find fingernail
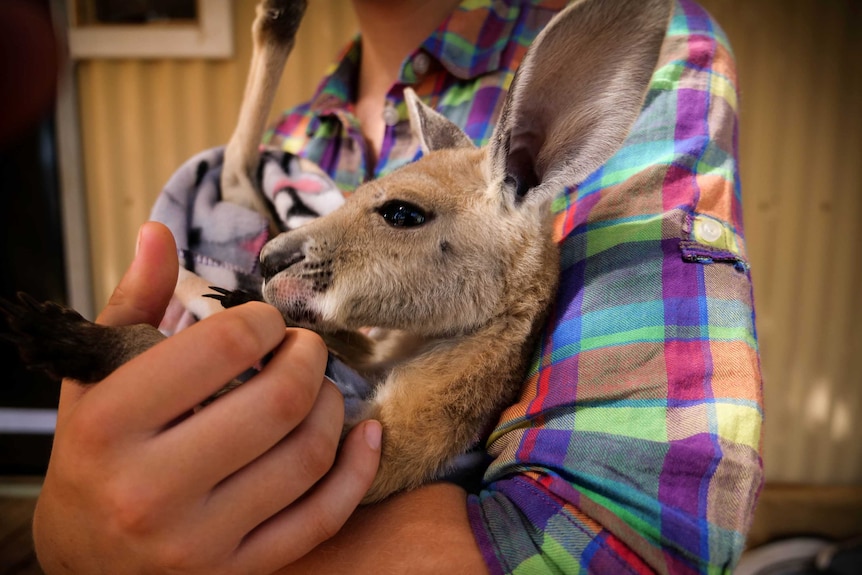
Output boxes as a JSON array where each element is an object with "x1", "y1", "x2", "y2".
[
  {"x1": 135, "y1": 224, "x2": 144, "y2": 256},
  {"x1": 364, "y1": 420, "x2": 382, "y2": 450}
]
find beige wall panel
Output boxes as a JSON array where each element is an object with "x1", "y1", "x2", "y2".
[
  {"x1": 74, "y1": 0, "x2": 862, "y2": 483},
  {"x1": 700, "y1": 0, "x2": 862, "y2": 484}
]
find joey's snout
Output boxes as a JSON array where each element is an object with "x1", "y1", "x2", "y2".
[
  {"x1": 259, "y1": 233, "x2": 327, "y2": 328},
  {"x1": 260, "y1": 238, "x2": 305, "y2": 280}
]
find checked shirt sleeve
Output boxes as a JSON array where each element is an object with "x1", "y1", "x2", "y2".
[{"x1": 466, "y1": 2, "x2": 763, "y2": 574}]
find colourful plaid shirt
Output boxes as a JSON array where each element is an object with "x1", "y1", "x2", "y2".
[{"x1": 267, "y1": 1, "x2": 763, "y2": 573}]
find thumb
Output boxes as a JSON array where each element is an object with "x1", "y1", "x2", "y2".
[
  {"x1": 96, "y1": 221, "x2": 179, "y2": 328},
  {"x1": 58, "y1": 222, "x2": 179, "y2": 414}
]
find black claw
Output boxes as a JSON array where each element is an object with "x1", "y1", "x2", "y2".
[{"x1": 203, "y1": 287, "x2": 260, "y2": 309}]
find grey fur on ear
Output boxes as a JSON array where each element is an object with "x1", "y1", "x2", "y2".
[
  {"x1": 489, "y1": 0, "x2": 673, "y2": 205},
  {"x1": 404, "y1": 87, "x2": 475, "y2": 154}
]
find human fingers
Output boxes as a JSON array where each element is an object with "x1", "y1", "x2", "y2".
[
  {"x1": 82, "y1": 301, "x2": 287, "y2": 433},
  {"x1": 201, "y1": 379, "x2": 344, "y2": 535},
  {"x1": 34, "y1": 306, "x2": 298, "y2": 571},
  {"x1": 232, "y1": 419, "x2": 382, "y2": 573},
  {"x1": 150, "y1": 328, "x2": 329, "y2": 489},
  {"x1": 96, "y1": 221, "x2": 178, "y2": 328}
]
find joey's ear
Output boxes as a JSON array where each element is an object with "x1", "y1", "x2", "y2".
[
  {"x1": 489, "y1": 0, "x2": 672, "y2": 205},
  {"x1": 404, "y1": 87, "x2": 475, "y2": 154}
]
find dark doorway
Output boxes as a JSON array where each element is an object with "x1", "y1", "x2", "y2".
[{"x1": 0, "y1": 0, "x2": 66, "y2": 475}]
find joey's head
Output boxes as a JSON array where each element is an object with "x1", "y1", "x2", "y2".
[
  {"x1": 259, "y1": 146, "x2": 538, "y2": 336},
  {"x1": 260, "y1": 0, "x2": 672, "y2": 337}
]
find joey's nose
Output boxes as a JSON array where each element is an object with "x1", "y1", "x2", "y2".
[{"x1": 260, "y1": 248, "x2": 305, "y2": 280}]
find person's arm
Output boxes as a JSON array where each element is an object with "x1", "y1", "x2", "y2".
[
  {"x1": 32, "y1": 222, "x2": 382, "y2": 575},
  {"x1": 463, "y1": 3, "x2": 763, "y2": 574},
  {"x1": 277, "y1": 483, "x2": 488, "y2": 574}
]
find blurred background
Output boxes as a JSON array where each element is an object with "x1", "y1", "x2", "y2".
[{"x1": 0, "y1": 0, "x2": 860, "y2": 572}]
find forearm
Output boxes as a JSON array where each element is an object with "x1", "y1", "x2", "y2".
[{"x1": 276, "y1": 483, "x2": 489, "y2": 575}]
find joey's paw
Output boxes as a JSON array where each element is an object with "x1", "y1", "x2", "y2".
[
  {"x1": 0, "y1": 293, "x2": 96, "y2": 380},
  {"x1": 256, "y1": 0, "x2": 307, "y2": 44},
  {"x1": 203, "y1": 286, "x2": 260, "y2": 309},
  {"x1": 259, "y1": 0, "x2": 307, "y2": 19}
]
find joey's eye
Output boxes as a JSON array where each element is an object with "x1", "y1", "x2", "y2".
[{"x1": 376, "y1": 200, "x2": 429, "y2": 228}]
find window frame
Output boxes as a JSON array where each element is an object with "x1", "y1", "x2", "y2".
[{"x1": 67, "y1": 0, "x2": 233, "y2": 59}]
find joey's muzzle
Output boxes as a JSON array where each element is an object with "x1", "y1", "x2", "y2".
[{"x1": 260, "y1": 239, "x2": 305, "y2": 280}]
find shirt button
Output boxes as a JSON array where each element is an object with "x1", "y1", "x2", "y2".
[
  {"x1": 697, "y1": 218, "x2": 723, "y2": 243},
  {"x1": 413, "y1": 52, "x2": 430, "y2": 76},
  {"x1": 382, "y1": 102, "x2": 399, "y2": 126}
]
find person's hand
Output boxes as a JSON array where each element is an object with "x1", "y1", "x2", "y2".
[{"x1": 32, "y1": 221, "x2": 382, "y2": 574}]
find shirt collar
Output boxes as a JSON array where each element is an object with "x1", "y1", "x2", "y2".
[
  {"x1": 309, "y1": 0, "x2": 561, "y2": 113},
  {"x1": 309, "y1": 40, "x2": 360, "y2": 115},
  {"x1": 409, "y1": 0, "x2": 535, "y2": 82}
]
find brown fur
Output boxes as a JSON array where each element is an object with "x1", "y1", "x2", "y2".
[{"x1": 260, "y1": 147, "x2": 560, "y2": 501}]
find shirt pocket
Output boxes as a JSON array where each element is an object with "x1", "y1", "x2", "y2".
[{"x1": 680, "y1": 211, "x2": 750, "y2": 273}]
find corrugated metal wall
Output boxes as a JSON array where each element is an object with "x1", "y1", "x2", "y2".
[{"x1": 71, "y1": 0, "x2": 862, "y2": 484}]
